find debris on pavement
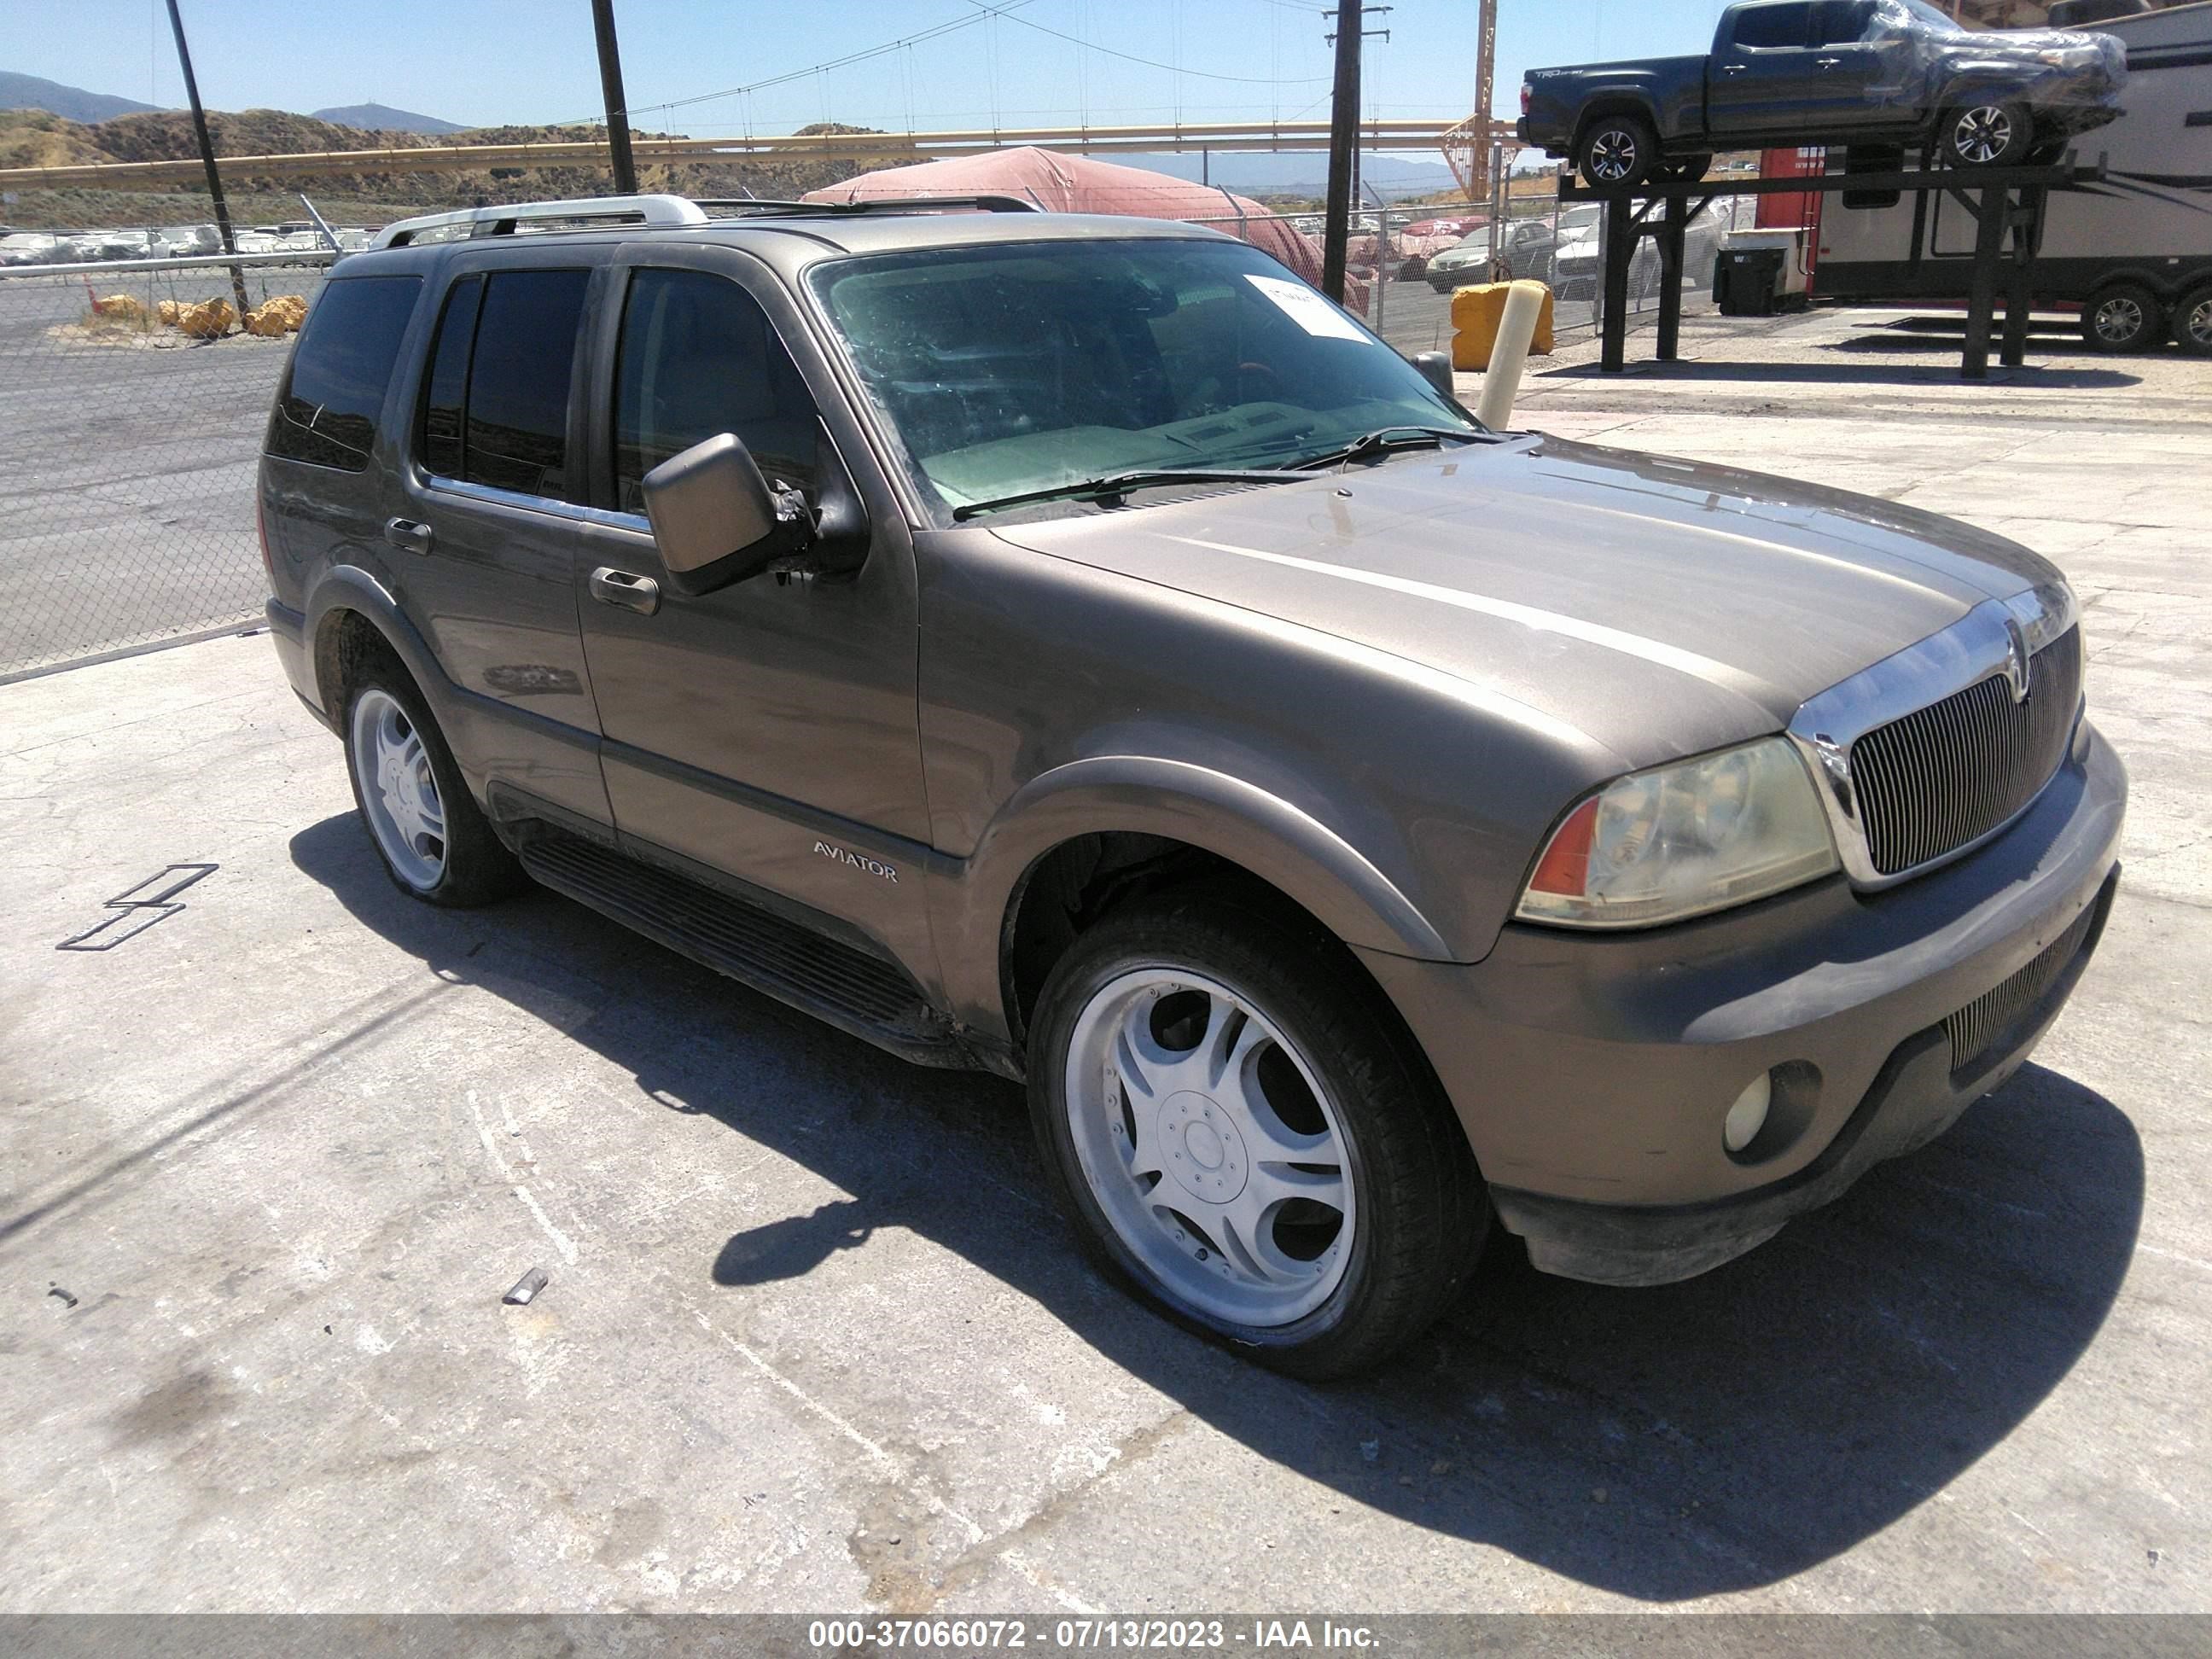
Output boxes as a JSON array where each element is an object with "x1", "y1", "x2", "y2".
[
  {"x1": 46, "y1": 1284, "x2": 78, "y2": 1308},
  {"x1": 502, "y1": 1267, "x2": 550, "y2": 1306}
]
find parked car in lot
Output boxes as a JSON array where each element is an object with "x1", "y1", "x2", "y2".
[
  {"x1": 1521, "y1": 0, "x2": 2127, "y2": 189},
  {"x1": 1551, "y1": 198, "x2": 1732, "y2": 300},
  {"x1": 263, "y1": 193, "x2": 2124, "y2": 1377},
  {"x1": 1424, "y1": 209, "x2": 1598, "y2": 292}
]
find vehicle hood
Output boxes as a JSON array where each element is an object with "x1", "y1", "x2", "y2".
[{"x1": 985, "y1": 433, "x2": 2063, "y2": 769}]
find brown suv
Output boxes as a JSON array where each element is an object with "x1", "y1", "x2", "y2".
[{"x1": 259, "y1": 193, "x2": 2124, "y2": 1377}]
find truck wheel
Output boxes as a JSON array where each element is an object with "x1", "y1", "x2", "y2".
[
  {"x1": 2081, "y1": 283, "x2": 2163, "y2": 354},
  {"x1": 2171, "y1": 284, "x2": 2212, "y2": 357},
  {"x1": 1027, "y1": 885, "x2": 1487, "y2": 1380},
  {"x1": 1576, "y1": 114, "x2": 1657, "y2": 189},
  {"x1": 342, "y1": 652, "x2": 527, "y2": 906},
  {"x1": 1940, "y1": 101, "x2": 2032, "y2": 168}
]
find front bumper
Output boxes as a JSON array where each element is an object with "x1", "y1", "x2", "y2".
[{"x1": 1359, "y1": 722, "x2": 2126, "y2": 1285}]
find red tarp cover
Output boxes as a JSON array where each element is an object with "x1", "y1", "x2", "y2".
[{"x1": 802, "y1": 146, "x2": 1359, "y2": 304}]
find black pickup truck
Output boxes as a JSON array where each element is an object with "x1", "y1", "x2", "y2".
[{"x1": 1519, "y1": 0, "x2": 2125, "y2": 189}]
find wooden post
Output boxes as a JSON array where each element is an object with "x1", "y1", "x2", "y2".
[
  {"x1": 1656, "y1": 193, "x2": 1688, "y2": 362},
  {"x1": 1962, "y1": 182, "x2": 2006, "y2": 380},
  {"x1": 1600, "y1": 192, "x2": 1633, "y2": 372}
]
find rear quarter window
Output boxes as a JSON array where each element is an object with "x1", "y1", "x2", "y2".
[{"x1": 264, "y1": 276, "x2": 422, "y2": 472}]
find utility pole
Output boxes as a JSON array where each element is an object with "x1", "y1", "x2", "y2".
[
  {"x1": 163, "y1": 0, "x2": 250, "y2": 324},
  {"x1": 591, "y1": 0, "x2": 639, "y2": 195},
  {"x1": 1474, "y1": 0, "x2": 1497, "y2": 234},
  {"x1": 1320, "y1": 0, "x2": 1363, "y2": 305}
]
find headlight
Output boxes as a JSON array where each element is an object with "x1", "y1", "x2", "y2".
[{"x1": 1515, "y1": 737, "x2": 1839, "y2": 928}]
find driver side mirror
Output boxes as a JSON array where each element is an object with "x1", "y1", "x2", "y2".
[
  {"x1": 640, "y1": 432, "x2": 809, "y2": 597},
  {"x1": 1411, "y1": 351, "x2": 1457, "y2": 401}
]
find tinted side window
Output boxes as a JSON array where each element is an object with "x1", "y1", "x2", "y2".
[
  {"x1": 1731, "y1": 3, "x2": 1811, "y2": 48},
  {"x1": 463, "y1": 269, "x2": 589, "y2": 500},
  {"x1": 613, "y1": 269, "x2": 819, "y2": 514},
  {"x1": 417, "y1": 274, "x2": 481, "y2": 479},
  {"x1": 265, "y1": 276, "x2": 421, "y2": 471},
  {"x1": 1809, "y1": 0, "x2": 1876, "y2": 44}
]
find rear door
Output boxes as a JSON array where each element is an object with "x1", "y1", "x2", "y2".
[
  {"x1": 395, "y1": 245, "x2": 613, "y2": 826},
  {"x1": 1707, "y1": 3, "x2": 1819, "y2": 140},
  {"x1": 570, "y1": 242, "x2": 935, "y2": 975}
]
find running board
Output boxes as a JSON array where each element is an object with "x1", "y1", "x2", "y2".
[{"x1": 511, "y1": 821, "x2": 968, "y2": 1068}]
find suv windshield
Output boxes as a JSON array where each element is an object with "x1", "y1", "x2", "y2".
[{"x1": 809, "y1": 237, "x2": 1479, "y2": 521}]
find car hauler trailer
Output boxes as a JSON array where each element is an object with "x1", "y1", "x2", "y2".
[{"x1": 1814, "y1": 1, "x2": 2212, "y2": 352}]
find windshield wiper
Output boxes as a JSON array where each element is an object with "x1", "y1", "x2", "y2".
[
  {"x1": 950, "y1": 467, "x2": 1308, "y2": 522},
  {"x1": 1288, "y1": 425, "x2": 1493, "y2": 470}
]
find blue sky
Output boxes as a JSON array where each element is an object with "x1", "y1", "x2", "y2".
[{"x1": 4, "y1": 1, "x2": 1734, "y2": 141}]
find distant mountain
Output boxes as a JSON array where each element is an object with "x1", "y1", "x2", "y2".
[
  {"x1": 1115, "y1": 150, "x2": 1462, "y2": 201},
  {"x1": 0, "y1": 72, "x2": 162, "y2": 125},
  {"x1": 310, "y1": 103, "x2": 465, "y2": 135}
]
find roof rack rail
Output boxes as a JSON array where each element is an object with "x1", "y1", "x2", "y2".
[
  {"x1": 691, "y1": 195, "x2": 1041, "y2": 217},
  {"x1": 370, "y1": 193, "x2": 707, "y2": 249}
]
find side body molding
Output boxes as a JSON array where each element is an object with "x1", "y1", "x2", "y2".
[{"x1": 928, "y1": 753, "x2": 1455, "y2": 1042}]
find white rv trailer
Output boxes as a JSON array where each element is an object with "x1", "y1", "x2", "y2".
[{"x1": 1813, "y1": 0, "x2": 2212, "y2": 352}]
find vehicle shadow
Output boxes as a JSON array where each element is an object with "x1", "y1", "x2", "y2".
[{"x1": 292, "y1": 812, "x2": 2144, "y2": 1601}]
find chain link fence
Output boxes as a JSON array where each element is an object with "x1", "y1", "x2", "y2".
[{"x1": 0, "y1": 247, "x2": 335, "y2": 681}]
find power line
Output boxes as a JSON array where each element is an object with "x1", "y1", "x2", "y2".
[
  {"x1": 564, "y1": 1, "x2": 1039, "y2": 125},
  {"x1": 972, "y1": 0, "x2": 1331, "y2": 87}
]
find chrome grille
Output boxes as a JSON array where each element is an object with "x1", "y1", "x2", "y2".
[
  {"x1": 1849, "y1": 627, "x2": 2081, "y2": 876},
  {"x1": 1942, "y1": 900, "x2": 2099, "y2": 1081}
]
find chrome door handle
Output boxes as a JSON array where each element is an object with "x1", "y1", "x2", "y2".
[
  {"x1": 383, "y1": 516, "x2": 433, "y2": 556},
  {"x1": 1720, "y1": 62, "x2": 1747, "y2": 75},
  {"x1": 589, "y1": 566, "x2": 661, "y2": 616},
  {"x1": 1816, "y1": 55, "x2": 1842, "y2": 67}
]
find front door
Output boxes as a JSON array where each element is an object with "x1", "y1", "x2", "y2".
[{"x1": 572, "y1": 246, "x2": 936, "y2": 976}]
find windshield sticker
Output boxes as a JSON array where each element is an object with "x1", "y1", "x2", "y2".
[{"x1": 1244, "y1": 274, "x2": 1369, "y2": 342}]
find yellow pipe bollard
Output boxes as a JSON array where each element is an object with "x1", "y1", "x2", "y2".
[{"x1": 1476, "y1": 280, "x2": 1549, "y2": 431}]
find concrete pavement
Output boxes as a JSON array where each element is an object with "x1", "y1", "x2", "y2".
[{"x1": 2, "y1": 305, "x2": 2206, "y2": 1615}]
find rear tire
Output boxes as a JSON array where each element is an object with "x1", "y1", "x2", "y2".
[
  {"x1": 341, "y1": 649, "x2": 528, "y2": 907},
  {"x1": 1027, "y1": 886, "x2": 1487, "y2": 1380},
  {"x1": 1575, "y1": 113, "x2": 1658, "y2": 190},
  {"x1": 2170, "y1": 283, "x2": 2212, "y2": 357},
  {"x1": 1939, "y1": 101, "x2": 2033, "y2": 168},
  {"x1": 2081, "y1": 282, "x2": 2163, "y2": 354}
]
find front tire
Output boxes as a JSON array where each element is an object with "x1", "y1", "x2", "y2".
[
  {"x1": 2081, "y1": 282, "x2": 2163, "y2": 354},
  {"x1": 1940, "y1": 101, "x2": 2033, "y2": 168},
  {"x1": 1027, "y1": 887, "x2": 1487, "y2": 1379},
  {"x1": 341, "y1": 651, "x2": 527, "y2": 907},
  {"x1": 1575, "y1": 113, "x2": 1657, "y2": 190}
]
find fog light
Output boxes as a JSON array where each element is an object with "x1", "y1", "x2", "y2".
[{"x1": 1724, "y1": 1073, "x2": 1773, "y2": 1154}]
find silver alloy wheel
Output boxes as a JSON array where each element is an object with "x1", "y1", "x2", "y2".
[
  {"x1": 1588, "y1": 128, "x2": 1638, "y2": 183},
  {"x1": 1952, "y1": 105, "x2": 2014, "y2": 166},
  {"x1": 1063, "y1": 968, "x2": 1356, "y2": 1329},
  {"x1": 2184, "y1": 294, "x2": 2212, "y2": 351},
  {"x1": 2093, "y1": 293, "x2": 2146, "y2": 345},
  {"x1": 351, "y1": 688, "x2": 447, "y2": 891}
]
